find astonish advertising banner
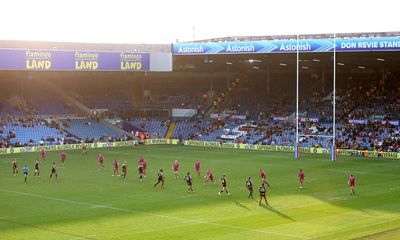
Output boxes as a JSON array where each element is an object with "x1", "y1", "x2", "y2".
[
  {"x1": 172, "y1": 37, "x2": 400, "y2": 55},
  {"x1": 0, "y1": 49, "x2": 150, "y2": 71}
]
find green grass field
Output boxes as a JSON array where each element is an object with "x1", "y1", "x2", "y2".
[{"x1": 0, "y1": 145, "x2": 400, "y2": 240}]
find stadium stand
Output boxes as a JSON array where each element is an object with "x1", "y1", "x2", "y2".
[
  {"x1": 62, "y1": 118, "x2": 122, "y2": 142},
  {"x1": 0, "y1": 118, "x2": 67, "y2": 147},
  {"x1": 130, "y1": 118, "x2": 169, "y2": 138}
]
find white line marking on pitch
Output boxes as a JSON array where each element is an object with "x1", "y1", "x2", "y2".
[
  {"x1": 304, "y1": 178, "x2": 318, "y2": 182},
  {"x1": 328, "y1": 196, "x2": 346, "y2": 201},
  {"x1": 327, "y1": 169, "x2": 368, "y2": 175},
  {"x1": 0, "y1": 188, "x2": 310, "y2": 240},
  {"x1": 90, "y1": 204, "x2": 112, "y2": 209},
  {"x1": 69, "y1": 235, "x2": 96, "y2": 240}
]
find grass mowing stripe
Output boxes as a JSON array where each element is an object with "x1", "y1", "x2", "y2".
[
  {"x1": 0, "y1": 188, "x2": 311, "y2": 240},
  {"x1": 0, "y1": 217, "x2": 97, "y2": 240}
]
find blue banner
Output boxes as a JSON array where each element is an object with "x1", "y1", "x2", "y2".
[
  {"x1": 0, "y1": 49, "x2": 150, "y2": 71},
  {"x1": 173, "y1": 37, "x2": 400, "y2": 55}
]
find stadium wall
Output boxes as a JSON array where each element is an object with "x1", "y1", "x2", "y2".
[{"x1": 0, "y1": 140, "x2": 399, "y2": 159}]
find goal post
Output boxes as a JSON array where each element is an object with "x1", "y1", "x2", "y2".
[{"x1": 295, "y1": 33, "x2": 337, "y2": 162}]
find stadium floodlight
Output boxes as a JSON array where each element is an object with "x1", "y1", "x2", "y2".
[
  {"x1": 377, "y1": 58, "x2": 385, "y2": 62},
  {"x1": 358, "y1": 66, "x2": 366, "y2": 69}
]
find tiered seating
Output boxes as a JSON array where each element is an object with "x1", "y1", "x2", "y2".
[
  {"x1": 64, "y1": 118, "x2": 120, "y2": 140},
  {"x1": 29, "y1": 100, "x2": 75, "y2": 115},
  {"x1": 172, "y1": 120, "x2": 210, "y2": 139},
  {"x1": 144, "y1": 94, "x2": 203, "y2": 109},
  {"x1": 79, "y1": 94, "x2": 135, "y2": 110},
  {"x1": 130, "y1": 119, "x2": 168, "y2": 138},
  {"x1": 0, "y1": 121, "x2": 66, "y2": 146}
]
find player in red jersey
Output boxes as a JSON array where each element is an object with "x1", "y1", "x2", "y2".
[
  {"x1": 194, "y1": 160, "x2": 201, "y2": 177},
  {"x1": 172, "y1": 160, "x2": 180, "y2": 179},
  {"x1": 298, "y1": 169, "x2": 305, "y2": 189},
  {"x1": 259, "y1": 169, "x2": 269, "y2": 186},
  {"x1": 98, "y1": 153, "x2": 105, "y2": 170},
  {"x1": 142, "y1": 158, "x2": 147, "y2": 177},
  {"x1": 41, "y1": 149, "x2": 46, "y2": 161},
  {"x1": 138, "y1": 156, "x2": 144, "y2": 165},
  {"x1": 348, "y1": 174, "x2": 356, "y2": 195},
  {"x1": 60, "y1": 150, "x2": 66, "y2": 165},
  {"x1": 137, "y1": 156, "x2": 147, "y2": 177},
  {"x1": 112, "y1": 159, "x2": 120, "y2": 177},
  {"x1": 204, "y1": 169, "x2": 215, "y2": 184},
  {"x1": 12, "y1": 158, "x2": 19, "y2": 175}
]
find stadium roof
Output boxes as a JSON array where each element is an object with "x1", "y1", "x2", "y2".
[
  {"x1": 2, "y1": 31, "x2": 400, "y2": 52},
  {"x1": 184, "y1": 31, "x2": 400, "y2": 43},
  {"x1": 0, "y1": 40, "x2": 171, "y2": 52}
]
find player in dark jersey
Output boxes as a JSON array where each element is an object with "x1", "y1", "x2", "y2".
[
  {"x1": 138, "y1": 163, "x2": 144, "y2": 181},
  {"x1": 259, "y1": 183, "x2": 269, "y2": 206},
  {"x1": 348, "y1": 174, "x2": 356, "y2": 195},
  {"x1": 184, "y1": 172, "x2": 194, "y2": 192},
  {"x1": 154, "y1": 169, "x2": 165, "y2": 187},
  {"x1": 34, "y1": 159, "x2": 40, "y2": 177},
  {"x1": 50, "y1": 162, "x2": 57, "y2": 180},
  {"x1": 298, "y1": 169, "x2": 305, "y2": 189},
  {"x1": 22, "y1": 165, "x2": 29, "y2": 183},
  {"x1": 219, "y1": 175, "x2": 230, "y2": 195},
  {"x1": 121, "y1": 161, "x2": 127, "y2": 179},
  {"x1": 246, "y1": 177, "x2": 254, "y2": 199},
  {"x1": 12, "y1": 158, "x2": 19, "y2": 175}
]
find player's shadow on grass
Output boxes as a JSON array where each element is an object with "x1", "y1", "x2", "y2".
[
  {"x1": 260, "y1": 204, "x2": 295, "y2": 222},
  {"x1": 233, "y1": 200, "x2": 251, "y2": 211}
]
